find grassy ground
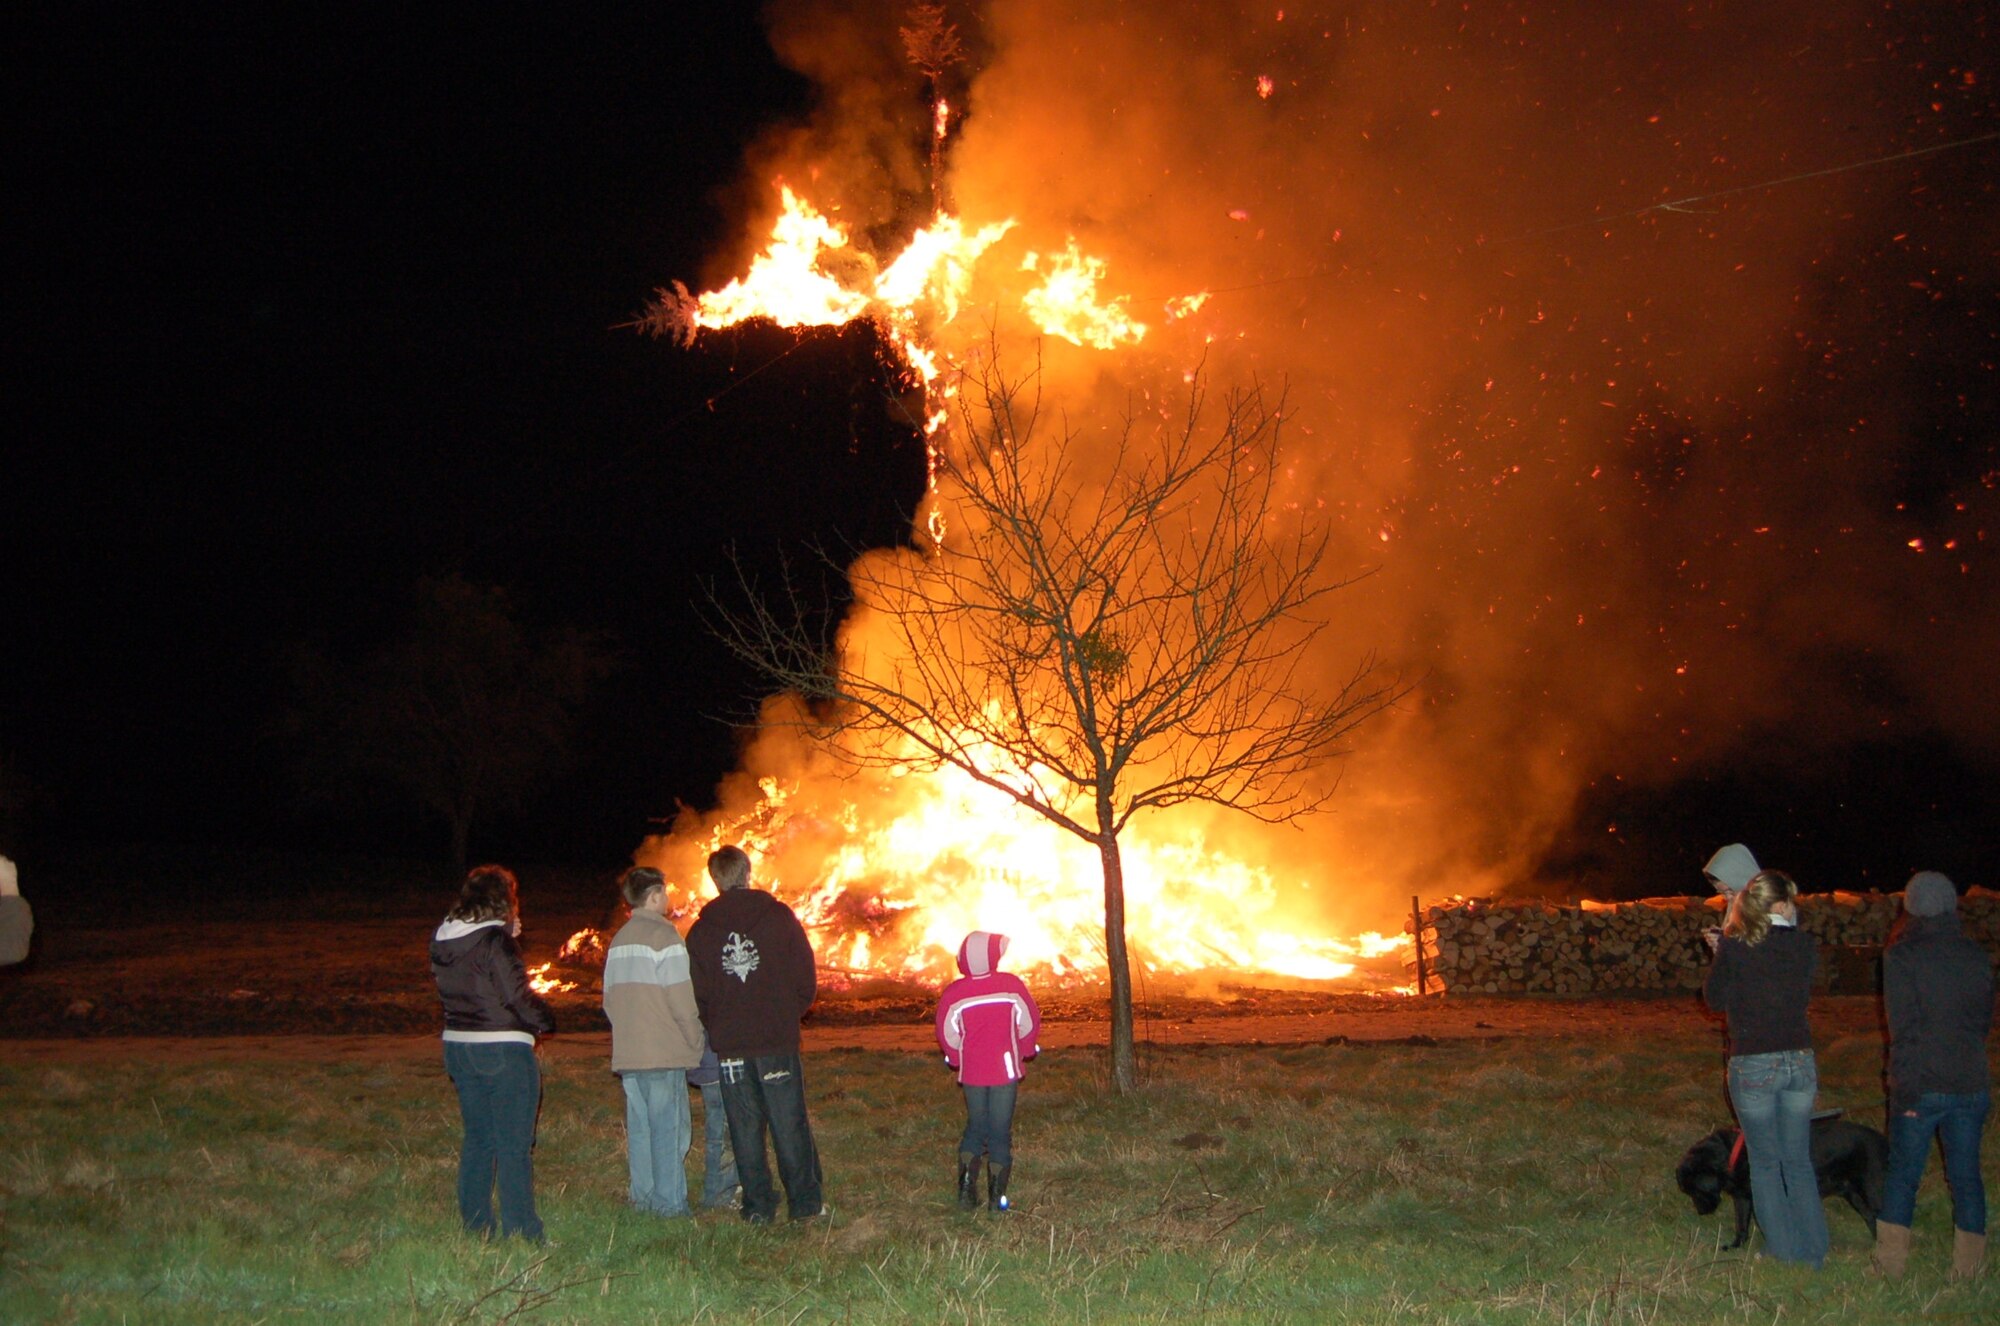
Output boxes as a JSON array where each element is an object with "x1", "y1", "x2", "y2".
[{"x1": 1, "y1": 1028, "x2": 1992, "y2": 1323}]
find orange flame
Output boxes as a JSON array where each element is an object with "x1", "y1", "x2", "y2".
[
  {"x1": 1019, "y1": 241, "x2": 1149, "y2": 349},
  {"x1": 526, "y1": 962, "x2": 575, "y2": 996},
  {"x1": 659, "y1": 186, "x2": 1406, "y2": 993},
  {"x1": 633, "y1": 731, "x2": 1410, "y2": 991}
]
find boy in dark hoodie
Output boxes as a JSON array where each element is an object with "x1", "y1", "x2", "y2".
[
  {"x1": 936, "y1": 931, "x2": 1041, "y2": 1213},
  {"x1": 685, "y1": 845, "x2": 824, "y2": 1223}
]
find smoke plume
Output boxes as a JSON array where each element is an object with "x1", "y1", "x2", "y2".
[{"x1": 656, "y1": 0, "x2": 1997, "y2": 945}]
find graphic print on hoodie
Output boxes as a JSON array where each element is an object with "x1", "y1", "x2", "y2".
[
  {"x1": 686, "y1": 886, "x2": 817, "y2": 1057},
  {"x1": 936, "y1": 932, "x2": 1042, "y2": 1086}
]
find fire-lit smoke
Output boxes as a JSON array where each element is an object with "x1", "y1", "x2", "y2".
[{"x1": 642, "y1": 0, "x2": 1997, "y2": 980}]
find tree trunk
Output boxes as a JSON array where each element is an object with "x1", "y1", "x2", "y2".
[{"x1": 1097, "y1": 819, "x2": 1136, "y2": 1094}]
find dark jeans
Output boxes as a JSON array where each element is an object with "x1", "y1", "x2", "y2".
[
  {"x1": 698, "y1": 1078, "x2": 740, "y2": 1208},
  {"x1": 959, "y1": 1082, "x2": 1019, "y2": 1167},
  {"x1": 717, "y1": 1051, "x2": 823, "y2": 1222},
  {"x1": 1882, "y1": 1089, "x2": 1990, "y2": 1233},
  {"x1": 444, "y1": 1040, "x2": 544, "y2": 1240}
]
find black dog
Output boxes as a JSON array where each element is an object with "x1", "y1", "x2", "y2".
[{"x1": 1675, "y1": 1116, "x2": 1887, "y2": 1249}]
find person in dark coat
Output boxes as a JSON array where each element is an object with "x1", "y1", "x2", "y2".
[
  {"x1": 685, "y1": 845, "x2": 824, "y2": 1224},
  {"x1": 1873, "y1": 871, "x2": 1994, "y2": 1281},
  {"x1": 430, "y1": 864, "x2": 555, "y2": 1242}
]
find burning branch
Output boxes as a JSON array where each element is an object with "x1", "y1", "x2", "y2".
[
  {"x1": 708, "y1": 341, "x2": 1405, "y2": 1090},
  {"x1": 624, "y1": 281, "x2": 700, "y2": 347},
  {"x1": 900, "y1": 3, "x2": 965, "y2": 213}
]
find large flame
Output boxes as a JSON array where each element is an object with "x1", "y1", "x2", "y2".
[
  {"x1": 634, "y1": 743, "x2": 1407, "y2": 991},
  {"x1": 643, "y1": 188, "x2": 1394, "y2": 992}
]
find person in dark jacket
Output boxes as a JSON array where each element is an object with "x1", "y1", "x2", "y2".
[
  {"x1": 430, "y1": 864, "x2": 555, "y2": 1242},
  {"x1": 684, "y1": 845, "x2": 823, "y2": 1223},
  {"x1": 1703, "y1": 868, "x2": 1829, "y2": 1267},
  {"x1": 1873, "y1": 871, "x2": 1993, "y2": 1281}
]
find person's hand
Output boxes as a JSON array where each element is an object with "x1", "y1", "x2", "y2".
[{"x1": 0, "y1": 857, "x2": 17, "y2": 897}]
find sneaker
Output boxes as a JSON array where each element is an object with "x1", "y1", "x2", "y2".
[{"x1": 793, "y1": 1202, "x2": 833, "y2": 1223}]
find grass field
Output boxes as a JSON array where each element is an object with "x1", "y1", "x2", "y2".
[{"x1": 1, "y1": 1026, "x2": 1993, "y2": 1323}]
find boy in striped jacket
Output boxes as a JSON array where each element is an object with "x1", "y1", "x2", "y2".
[
  {"x1": 935, "y1": 931, "x2": 1041, "y2": 1213},
  {"x1": 603, "y1": 867, "x2": 707, "y2": 1218}
]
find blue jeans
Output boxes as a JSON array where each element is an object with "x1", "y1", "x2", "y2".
[
  {"x1": 960, "y1": 1082, "x2": 1019, "y2": 1167},
  {"x1": 1881, "y1": 1090, "x2": 1989, "y2": 1233},
  {"x1": 718, "y1": 1052, "x2": 824, "y2": 1222},
  {"x1": 1727, "y1": 1049, "x2": 1829, "y2": 1266},
  {"x1": 444, "y1": 1041, "x2": 544, "y2": 1241},
  {"x1": 620, "y1": 1068, "x2": 692, "y2": 1217},
  {"x1": 698, "y1": 1079, "x2": 740, "y2": 1208}
]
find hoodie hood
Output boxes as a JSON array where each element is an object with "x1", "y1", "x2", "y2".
[
  {"x1": 1904, "y1": 871, "x2": 1959, "y2": 917},
  {"x1": 431, "y1": 917, "x2": 506, "y2": 966},
  {"x1": 957, "y1": 931, "x2": 1010, "y2": 977},
  {"x1": 699, "y1": 884, "x2": 794, "y2": 938},
  {"x1": 1703, "y1": 843, "x2": 1760, "y2": 893}
]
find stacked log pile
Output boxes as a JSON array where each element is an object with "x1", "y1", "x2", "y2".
[{"x1": 1408, "y1": 888, "x2": 2000, "y2": 995}]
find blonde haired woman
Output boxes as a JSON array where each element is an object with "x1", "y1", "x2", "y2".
[{"x1": 1703, "y1": 869, "x2": 1829, "y2": 1267}]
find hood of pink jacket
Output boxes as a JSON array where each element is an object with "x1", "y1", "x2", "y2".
[{"x1": 956, "y1": 931, "x2": 1009, "y2": 977}]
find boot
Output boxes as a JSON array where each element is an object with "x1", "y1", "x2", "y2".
[
  {"x1": 956, "y1": 1153, "x2": 981, "y2": 1212},
  {"x1": 1871, "y1": 1221, "x2": 1911, "y2": 1279},
  {"x1": 987, "y1": 1163, "x2": 1012, "y2": 1214},
  {"x1": 1951, "y1": 1229, "x2": 1986, "y2": 1281}
]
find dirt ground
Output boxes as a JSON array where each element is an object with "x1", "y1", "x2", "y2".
[
  {"x1": 0, "y1": 998, "x2": 1893, "y2": 1068},
  {"x1": 0, "y1": 891, "x2": 1889, "y2": 1065}
]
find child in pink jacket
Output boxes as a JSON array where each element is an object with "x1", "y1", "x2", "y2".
[{"x1": 935, "y1": 931, "x2": 1041, "y2": 1212}]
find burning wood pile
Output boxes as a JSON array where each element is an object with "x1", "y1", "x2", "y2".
[{"x1": 1410, "y1": 889, "x2": 2000, "y2": 995}]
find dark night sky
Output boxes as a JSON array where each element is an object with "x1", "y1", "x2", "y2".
[
  {"x1": 8, "y1": 8, "x2": 926, "y2": 865},
  {"x1": 6, "y1": 4, "x2": 1998, "y2": 897}
]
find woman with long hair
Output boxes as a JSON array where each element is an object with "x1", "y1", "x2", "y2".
[
  {"x1": 1703, "y1": 868, "x2": 1829, "y2": 1267},
  {"x1": 430, "y1": 864, "x2": 556, "y2": 1241}
]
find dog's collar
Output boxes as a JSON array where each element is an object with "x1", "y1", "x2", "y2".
[{"x1": 1728, "y1": 1131, "x2": 1747, "y2": 1171}]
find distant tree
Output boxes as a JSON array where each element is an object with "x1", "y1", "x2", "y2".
[
  {"x1": 711, "y1": 346, "x2": 1402, "y2": 1092},
  {"x1": 284, "y1": 575, "x2": 615, "y2": 869}
]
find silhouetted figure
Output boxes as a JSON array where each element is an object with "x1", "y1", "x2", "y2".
[{"x1": 1874, "y1": 871, "x2": 1992, "y2": 1280}]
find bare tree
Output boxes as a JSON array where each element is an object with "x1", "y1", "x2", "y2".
[{"x1": 712, "y1": 346, "x2": 1402, "y2": 1091}]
